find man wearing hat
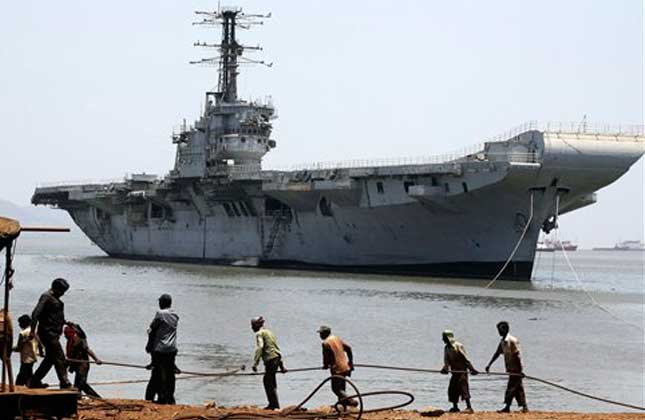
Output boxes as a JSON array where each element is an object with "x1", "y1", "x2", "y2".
[
  {"x1": 251, "y1": 316, "x2": 286, "y2": 410},
  {"x1": 29, "y1": 278, "x2": 72, "y2": 388},
  {"x1": 318, "y1": 325, "x2": 357, "y2": 408},
  {"x1": 145, "y1": 293, "x2": 179, "y2": 404},
  {"x1": 440, "y1": 330, "x2": 478, "y2": 413}
]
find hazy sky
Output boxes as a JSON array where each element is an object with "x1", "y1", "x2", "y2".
[{"x1": 1, "y1": 0, "x2": 643, "y2": 247}]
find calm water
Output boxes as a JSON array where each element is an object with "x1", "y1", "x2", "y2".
[{"x1": 6, "y1": 232, "x2": 644, "y2": 412}]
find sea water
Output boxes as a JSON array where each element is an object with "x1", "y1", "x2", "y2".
[{"x1": 5, "y1": 232, "x2": 643, "y2": 412}]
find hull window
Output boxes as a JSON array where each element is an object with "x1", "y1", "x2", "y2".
[
  {"x1": 222, "y1": 203, "x2": 235, "y2": 217},
  {"x1": 319, "y1": 197, "x2": 333, "y2": 217},
  {"x1": 404, "y1": 181, "x2": 415, "y2": 193},
  {"x1": 150, "y1": 203, "x2": 164, "y2": 219},
  {"x1": 376, "y1": 182, "x2": 384, "y2": 194}
]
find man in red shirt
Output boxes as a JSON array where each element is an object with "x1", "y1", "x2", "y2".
[{"x1": 318, "y1": 325, "x2": 357, "y2": 409}]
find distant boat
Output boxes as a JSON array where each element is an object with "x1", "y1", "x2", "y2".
[
  {"x1": 537, "y1": 239, "x2": 578, "y2": 252},
  {"x1": 536, "y1": 241, "x2": 555, "y2": 252},
  {"x1": 593, "y1": 240, "x2": 645, "y2": 251}
]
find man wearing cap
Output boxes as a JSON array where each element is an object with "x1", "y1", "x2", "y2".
[
  {"x1": 145, "y1": 293, "x2": 179, "y2": 404},
  {"x1": 318, "y1": 325, "x2": 357, "y2": 408},
  {"x1": 251, "y1": 316, "x2": 286, "y2": 410},
  {"x1": 29, "y1": 278, "x2": 71, "y2": 388},
  {"x1": 440, "y1": 330, "x2": 478, "y2": 413},
  {"x1": 485, "y1": 321, "x2": 528, "y2": 413}
]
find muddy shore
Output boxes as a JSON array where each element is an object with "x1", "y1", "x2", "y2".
[{"x1": 77, "y1": 399, "x2": 645, "y2": 420}]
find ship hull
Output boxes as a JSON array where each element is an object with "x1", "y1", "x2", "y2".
[
  {"x1": 63, "y1": 175, "x2": 549, "y2": 281},
  {"x1": 33, "y1": 125, "x2": 644, "y2": 282},
  {"x1": 106, "y1": 253, "x2": 534, "y2": 280}
]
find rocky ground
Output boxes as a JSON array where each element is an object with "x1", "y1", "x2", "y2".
[{"x1": 76, "y1": 399, "x2": 645, "y2": 420}]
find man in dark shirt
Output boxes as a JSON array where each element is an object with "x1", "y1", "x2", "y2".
[
  {"x1": 145, "y1": 294, "x2": 179, "y2": 404},
  {"x1": 29, "y1": 278, "x2": 71, "y2": 388}
]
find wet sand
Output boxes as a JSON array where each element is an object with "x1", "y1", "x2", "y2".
[{"x1": 78, "y1": 399, "x2": 645, "y2": 420}]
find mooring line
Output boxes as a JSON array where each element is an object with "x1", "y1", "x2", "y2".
[
  {"x1": 485, "y1": 191, "x2": 534, "y2": 289},
  {"x1": 353, "y1": 363, "x2": 644, "y2": 411},
  {"x1": 72, "y1": 358, "x2": 645, "y2": 411}
]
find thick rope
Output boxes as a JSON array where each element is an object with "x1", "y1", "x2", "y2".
[
  {"x1": 353, "y1": 363, "x2": 644, "y2": 411},
  {"x1": 74, "y1": 359, "x2": 645, "y2": 411},
  {"x1": 549, "y1": 194, "x2": 644, "y2": 332},
  {"x1": 171, "y1": 375, "x2": 415, "y2": 420},
  {"x1": 485, "y1": 191, "x2": 534, "y2": 288},
  {"x1": 559, "y1": 237, "x2": 644, "y2": 332}
]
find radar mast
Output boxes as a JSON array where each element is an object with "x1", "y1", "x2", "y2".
[{"x1": 191, "y1": 7, "x2": 272, "y2": 104}]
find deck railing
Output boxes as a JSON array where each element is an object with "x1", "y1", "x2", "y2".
[
  {"x1": 37, "y1": 178, "x2": 126, "y2": 188},
  {"x1": 483, "y1": 120, "x2": 644, "y2": 143}
]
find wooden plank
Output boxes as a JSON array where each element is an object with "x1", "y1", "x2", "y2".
[{"x1": 0, "y1": 387, "x2": 79, "y2": 420}]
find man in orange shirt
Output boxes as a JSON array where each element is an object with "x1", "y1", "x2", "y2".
[{"x1": 318, "y1": 325, "x2": 357, "y2": 409}]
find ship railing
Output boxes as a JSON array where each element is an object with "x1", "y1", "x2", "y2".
[
  {"x1": 279, "y1": 152, "x2": 540, "y2": 171},
  {"x1": 37, "y1": 177, "x2": 127, "y2": 189},
  {"x1": 273, "y1": 143, "x2": 488, "y2": 172},
  {"x1": 483, "y1": 120, "x2": 645, "y2": 143},
  {"x1": 227, "y1": 150, "x2": 537, "y2": 175}
]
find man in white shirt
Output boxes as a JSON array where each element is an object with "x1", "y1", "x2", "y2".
[{"x1": 485, "y1": 321, "x2": 528, "y2": 413}]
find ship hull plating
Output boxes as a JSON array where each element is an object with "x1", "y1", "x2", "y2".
[
  {"x1": 34, "y1": 129, "x2": 644, "y2": 282},
  {"x1": 64, "y1": 179, "x2": 548, "y2": 281}
]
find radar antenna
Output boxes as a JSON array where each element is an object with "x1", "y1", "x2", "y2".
[{"x1": 191, "y1": 7, "x2": 271, "y2": 104}]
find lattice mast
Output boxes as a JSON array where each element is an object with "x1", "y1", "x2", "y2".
[{"x1": 191, "y1": 7, "x2": 272, "y2": 104}]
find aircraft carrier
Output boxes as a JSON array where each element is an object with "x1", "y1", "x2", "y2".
[{"x1": 32, "y1": 7, "x2": 644, "y2": 281}]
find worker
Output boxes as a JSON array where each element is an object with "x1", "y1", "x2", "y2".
[
  {"x1": 439, "y1": 330, "x2": 478, "y2": 413},
  {"x1": 64, "y1": 322, "x2": 102, "y2": 398},
  {"x1": 0, "y1": 308, "x2": 13, "y2": 380},
  {"x1": 317, "y1": 325, "x2": 357, "y2": 409},
  {"x1": 251, "y1": 316, "x2": 286, "y2": 410},
  {"x1": 145, "y1": 293, "x2": 179, "y2": 404},
  {"x1": 14, "y1": 314, "x2": 40, "y2": 386},
  {"x1": 29, "y1": 278, "x2": 72, "y2": 389},
  {"x1": 485, "y1": 321, "x2": 529, "y2": 413}
]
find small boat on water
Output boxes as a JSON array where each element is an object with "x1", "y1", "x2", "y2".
[
  {"x1": 593, "y1": 240, "x2": 645, "y2": 251},
  {"x1": 536, "y1": 241, "x2": 555, "y2": 252},
  {"x1": 536, "y1": 239, "x2": 578, "y2": 252}
]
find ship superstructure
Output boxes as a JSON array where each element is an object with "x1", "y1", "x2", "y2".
[{"x1": 32, "y1": 8, "x2": 645, "y2": 281}]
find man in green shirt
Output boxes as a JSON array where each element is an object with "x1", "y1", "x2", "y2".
[{"x1": 251, "y1": 316, "x2": 286, "y2": 410}]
